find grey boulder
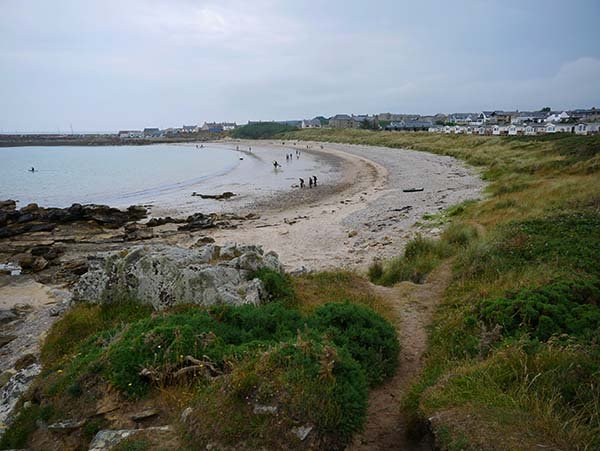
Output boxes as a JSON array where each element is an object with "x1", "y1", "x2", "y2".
[{"x1": 72, "y1": 244, "x2": 282, "y2": 310}]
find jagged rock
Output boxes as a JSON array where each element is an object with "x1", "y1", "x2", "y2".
[
  {"x1": 291, "y1": 425, "x2": 313, "y2": 441},
  {"x1": 0, "y1": 335, "x2": 17, "y2": 349},
  {"x1": 178, "y1": 213, "x2": 215, "y2": 231},
  {"x1": 88, "y1": 426, "x2": 173, "y2": 451},
  {"x1": 72, "y1": 244, "x2": 282, "y2": 310},
  {"x1": 191, "y1": 191, "x2": 236, "y2": 200},
  {"x1": 14, "y1": 354, "x2": 37, "y2": 371},
  {"x1": 0, "y1": 310, "x2": 18, "y2": 324},
  {"x1": 180, "y1": 407, "x2": 193, "y2": 423},
  {"x1": 253, "y1": 404, "x2": 278, "y2": 415},
  {"x1": 130, "y1": 409, "x2": 159, "y2": 421},
  {"x1": 0, "y1": 201, "x2": 147, "y2": 239},
  {"x1": 0, "y1": 363, "x2": 41, "y2": 436},
  {"x1": 31, "y1": 256, "x2": 48, "y2": 272},
  {"x1": 47, "y1": 419, "x2": 86, "y2": 431}
]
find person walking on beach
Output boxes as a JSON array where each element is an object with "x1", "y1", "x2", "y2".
[
  {"x1": 313, "y1": 175, "x2": 317, "y2": 186},
  {"x1": 309, "y1": 177, "x2": 313, "y2": 188},
  {"x1": 299, "y1": 178, "x2": 305, "y2": 188},
  {"x1": 273, "y1": 161, "x2": 281, "y2": 169}
]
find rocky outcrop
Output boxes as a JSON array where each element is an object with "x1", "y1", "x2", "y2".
[
  {"x1": 0, "y1": 363, "x2": 41, "y2": 435},
  {"x1": 0, "y1": 200, "x2": 147, "y2": 238},
  {"x1": 72, "y1": 244, "x2": 282, "y2": 310}
]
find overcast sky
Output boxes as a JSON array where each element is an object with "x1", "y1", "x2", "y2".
[{"x1": 1, "y1": 0, "x2": 599, "y2": 132}]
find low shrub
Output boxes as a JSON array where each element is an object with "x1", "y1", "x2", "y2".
[
  {"x1": 187, "y1": 337, "x2": 368, "y2": 450},
  {"x1": 251, "y1": 267, "x2": 295, "y2": 304},
  {"x1": 310, "y1": 303, "x2": 399, "y2": 386},
  {"x1": 479, "y1": 277, "x2": 600, "y2": 342},
  {"x1": 0, "y1": 404, "x2": 54, "y2": 449}
]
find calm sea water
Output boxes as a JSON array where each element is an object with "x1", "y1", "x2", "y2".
[{"x1": 0, "y1": 144, "x2": 240, "y2": 207}]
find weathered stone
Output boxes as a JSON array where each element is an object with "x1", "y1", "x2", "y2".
[
  {"x1": 253, "y1": 404, "x2": 278, "y2": 415},
  {"x1": 130, "y1": 409, "x2": 160, "y2": 421},
  {"x1": 291, "y1": 425, "x2": 313, "y2": 441},
  {"x1": 88, "y1": 426, "x2": 173, "y2": 451},
  {"x1": 180, "y1": 407, "x2": 193, "y2": 423},
  {"x1": 0, "y1": 363, "x2": 41, "y2": 436},
  {"x1": 0, "y1": 335, "x2": 17, "y2": 349},
  {"x1": 47, "y1": 419, "x2": 86, "y2": 431},
  {"x1": 72, "y1": 244, "x2": 280, "y2": 310},
  {"x1": 0, "y1": 310, "x2": 18, "y2": 324},
  {"x1": 31, "y1": 256, "x2": 48, "y2": 272},
  {"x1": 14, "y1": 354, "x2": 37, "y2": 371}
]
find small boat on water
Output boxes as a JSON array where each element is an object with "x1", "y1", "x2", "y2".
[{"x1": 403, "y1": 188, "x2": 424, "y2": 192}]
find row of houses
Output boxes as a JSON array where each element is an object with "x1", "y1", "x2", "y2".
[
  {"x1": 430, "y1": 122, "x2": 600, "y2": 136},
  {"x1": 117, "y1": 122, "x2": 237, "y2": 139}
]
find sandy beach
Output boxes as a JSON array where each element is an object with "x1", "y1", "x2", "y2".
[{"x1": 193, "y1": 140, "x2": 485, "y2": 271}]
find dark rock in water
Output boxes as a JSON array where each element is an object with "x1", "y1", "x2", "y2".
[
  {"x1": 0, "y1": 200, "x2": 148, "y2": 238},
  {"x1": 0, "y1": 200, "x2": 16, "y2": 211}
]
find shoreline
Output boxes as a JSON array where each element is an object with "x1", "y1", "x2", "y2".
[{"x1": 192, "y1": 139, "x2": 484, "y2": 271}]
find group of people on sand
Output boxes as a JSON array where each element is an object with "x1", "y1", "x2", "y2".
[{"x1": 298, "y1": 176, "x2": 317, "y2": 189}]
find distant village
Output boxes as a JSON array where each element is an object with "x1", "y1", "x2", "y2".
[{"x1": 118, "y1": 107, "x2": 600, "y2": 140}]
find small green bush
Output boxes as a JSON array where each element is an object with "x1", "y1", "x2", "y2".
[
  {"x1": 479, "y1": 277, "x2": 600, "y2": 342},
  {"x1": 310, "y1": 303, "x2": 399, "y2": 386},
  {"x1": 251, "y1": 268, "x2": 295, "y2": 304},
  {"x1": 188, "y1": 337, "x2": 368, "y2": 449},
  {"x1": 0, "y1": 405, "x2": 53, "y2": 449}
]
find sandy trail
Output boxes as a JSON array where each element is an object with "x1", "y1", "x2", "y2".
[
  {"x1": 349, "y1": 262, "x2": 453, "y2": 450},
  {"x1": 205, "y1": 140, "x2": 484, "y2": 272}
]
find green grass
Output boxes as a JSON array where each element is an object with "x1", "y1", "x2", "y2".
[
  {"x1": 280, "y1": 129, "x2": 600, "y2": 449},
  {"x1": 231, "y1": 122, "x2": 299, "y2": 139},
  {"x1": 3, "y1": 272, "x2": 398, "y2": 450}
]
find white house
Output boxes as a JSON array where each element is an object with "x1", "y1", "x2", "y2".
[
  {"x1": 492, "y1": 125, "x2": 506, "y2": 135},
  {"x1": 477, "y1": 126, "x2": 487, "y2": 135},
  {"x1": 301, "y1": 119, "x2": 321, "y2": 129},
  {"x1": 545, "y1": 111, "x2": 570, "y2": 123},
  {"x1": 575, "y1": 123, "x2": 589, "y2": 135},
  {"x1": 507, "y1": 125, "x2": 523, "y2": 136},
  {"x1": 444, "y1": 125, "x2": 452, "y2": 134},
  {"x1": 118, "y1": 130, "x2": 143, "y2": 139},
  {"x1": 454, "y1": 126, "x2": 465, "y2": 134},
  {"x1": 586, "y1": 123, "x2": 600, "y2": 134}
]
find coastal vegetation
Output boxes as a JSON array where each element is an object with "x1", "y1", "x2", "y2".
[
  {"x1": 279, "y1": 129, "x2": 600, "y2": 449},
  {"x1": 231, "y1": 122, "x2": 299, "y2": 139},
  {"x1": 0, "y1": 269, "x2": 398, "y2": 450}
]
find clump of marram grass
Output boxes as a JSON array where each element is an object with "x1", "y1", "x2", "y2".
[{"x1": 368, "y1": 233, "x2": 458, "y2": 286}]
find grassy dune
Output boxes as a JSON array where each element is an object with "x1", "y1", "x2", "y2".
[{"x1": 281, "y1": 129, "x2": 600, "y2": 449}]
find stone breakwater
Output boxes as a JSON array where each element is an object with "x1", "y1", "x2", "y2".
[{"x1": 73, "y1": 243, "x2": 283, "y2": 309}]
